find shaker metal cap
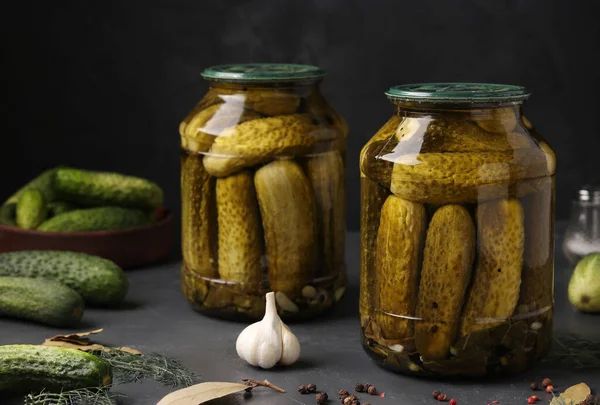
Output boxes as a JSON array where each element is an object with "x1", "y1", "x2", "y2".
[
  {"x1": 201, "y1": 63, "x2": 325, "y2": 82},
  {"x1": 579, "y1": 185, "x2": 600, "y2": 203},
  {"x1": 385, "y1": 83, "x2": 530, "y2": 103}
]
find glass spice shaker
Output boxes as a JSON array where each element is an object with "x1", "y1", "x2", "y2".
[{"x1": 563, "y1": 186, "x2": 600, "y2": 265}]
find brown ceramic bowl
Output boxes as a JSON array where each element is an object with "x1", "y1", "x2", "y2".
[{"x1": 0, "y1": 211, "x2": 175, "y2": 269}]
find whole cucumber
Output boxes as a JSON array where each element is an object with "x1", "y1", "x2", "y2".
[
  {"x1": 0, "y1": 345, "x2": 112, "y2": 393},
  {"x1": 0, "y1": 277, "x2": 84, "y2": 327},
  {"x1": 0, "y1": 203, "x2": 16, "y2": 226},
  {"x1": 37, "y1": 206, "x2": 151, "y2": 232},
  {"x1": 4, "y1": 168, "x2": 58, "y2": 206},
  {"x1": 16, "y1": 189, "x2": 48, "y2": 229},
  {"x1": 47, "y1": 201, "x2": 78, "y2": 217},
  {"x1": 54, "y1": 168, "x2": 164, "y2": 210},
  {"x1": 0, "y1": 251, "x2": 128, "y2": 306}
]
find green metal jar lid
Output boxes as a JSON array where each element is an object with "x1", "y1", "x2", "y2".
[
  {"x1": 385, "y1": 83, "x2": 530, "y2": 103},
  {"x1": 201, "y1": 63, "x2": 325, "y2": 82}
]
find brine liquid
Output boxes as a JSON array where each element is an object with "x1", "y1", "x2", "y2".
[
  {"x1": 181, "y1": 148, "x2": 347, "y2": 321},
  {"x1": 360, "y1": 175, "x2": 554, "y2": 377}
]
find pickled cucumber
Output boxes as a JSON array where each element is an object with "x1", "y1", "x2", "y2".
[
  {"x1": 359, "y1": 174, "x2": 389, "y2": 322},
  {"x1": 180, "y1": 103, "x2": 261, "y2": 153},
  {"x1": 181, "y1": 154, "x2": 218, "y2": 279},
  {"x1": 216, "y1": 170, "x2": 264, "y2": 290},
  {"x1": 403, "y1": 119, "x2": 511, "y2": 153},
  {"x1": 460, "y1": 198, "x2": 524, "y2": 336},
  {"x1": 255, "y1": 160, "x2": 317, "y2": 295},
  {"x1": 389, "y1": 150, "x2": 548, "y2": 204},
  {"x1": 375, "y1": 195, "x2": 426, "y2": 340},
  {"x1": 475, "y1": 107, "x2": 518, "y2": 134},
  {"x1": 220, "y1": 90, "x2": 301, "y2": 116},
  {"x1": 203, "y1": 115, "x2": 322, "y2": 177},
  {"x1": 517, "y1": 178, "x2": 554, "y2": 316},
  {"x1": 304, "y1": 151, "x2": 345, "y2": 275},
  {"x1": 540, "y1": 141, "x2": 556, "y2": 175},
  {"x1": 415, "y1": 205, "x2": 475, "y2": 360}
]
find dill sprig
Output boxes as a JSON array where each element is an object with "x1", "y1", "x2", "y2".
[
  {"x1": 23, "y1": 387, "x2": 117, "y2": 405},
  {"x1": 542, "y1": 334, "x2": 600, "y2": 369},
  {"x1": 94, "y1": 350, "x2": 200, "y2": 388}
]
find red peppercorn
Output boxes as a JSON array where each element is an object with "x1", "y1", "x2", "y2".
[
  {"x1": 437, "y1": 394, "x2": 447, "y2": 401},
  {"x1": 449, "y1": 399, "x2": 457, "y2": 405},
  {"x1": 546, "y1": 385, "x2": 554, "y2": 393},
  {"x1": 528, "y1": 398, "x2": 536, "y2": 404}
]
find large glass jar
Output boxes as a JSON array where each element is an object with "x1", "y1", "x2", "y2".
[
  {"x1": 359, "y1": 83, "x2": 555, "y2": 377},
  {"x1": 180, "y1": 64, "x2": 347, "y2": 321}
]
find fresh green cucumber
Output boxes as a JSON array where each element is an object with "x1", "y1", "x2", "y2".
[
  {"x1": 0, "y1": 250, "x2": 129, "y2": 306},
  {"x1": 0, "y1": 203, "x2": 16, "y2": 226},
  {"x1": 0, "y1": 344, "x2": 112, "y2": 393},
  {"x1": 4, "y1": 168, "x2": 58, "y2": 205},
  {"x1": 0, "y1": 277, "x2": 84, "y2": 327},
  {"x1": 16, "y1": 189, "x2": 48, "y2": 229},
  {"x1": 54, "y1": 167, "x2": 164, "y2": 210},
  {"x1": 37, "y1": 206, "x2": 151, "y2": 232},
  {"x1": 47, "y1": 201, "x2": 78, "y2": 217}
]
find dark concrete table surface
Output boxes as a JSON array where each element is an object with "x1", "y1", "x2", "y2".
[{"x1": 2, "y1": 229, "x2": 599, "y2": 405}]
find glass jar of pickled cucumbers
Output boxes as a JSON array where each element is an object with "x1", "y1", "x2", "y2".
[
  {"x1": 359, "y1": 83, "x2": 555, "y2": 377},
  {"x1": 180, "y1": 64, "x2": 347, "y2": 321}
]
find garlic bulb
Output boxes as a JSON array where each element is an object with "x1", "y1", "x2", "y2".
[{"x1": 236, "y1": 292, "x2": 300, "y2": 368}]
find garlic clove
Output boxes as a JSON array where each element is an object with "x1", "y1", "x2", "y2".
[
  {"x1": 235, "y1": 291, "x2": 301, "y2": 369},
  {"x1": 279, "y1": 323, "x2": 300, "y2": 365}
]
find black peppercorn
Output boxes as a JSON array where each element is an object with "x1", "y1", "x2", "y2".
[
  {"x1": 308, "y1": 384, "x2": 317, "y2": 393},
  {"x1": 529, "y1": 381, "x2": 539, "y2": 391},
  {"x1": 367, "y1": 386, "x2": 377, "y2": 395},
  {"x1": 299, "y1": 385, "x2": 309, "y2": 394},
  {"x1": 355, "y1": 383, "x2": 365, "y2": 393},
  {"x1": 316, "y1": 392, "x2": 328, "y2": 404},
  {"x1": 432, "y1": 390, "x2": 442, "y2": 399},
  {"x1": 338, "y1": 389, "x2": 349, "y2": 397},
  {"x1": 364, "y1": 384, "x2": 371, "y2": 391},
  {"x1": 542, "y1": 378, "x2": 552, "y2": 388}
]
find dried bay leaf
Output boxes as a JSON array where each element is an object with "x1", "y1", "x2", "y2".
[
  {"x1": 156, "y1": 382, "x2": 250, "y2": 405},
  {"x1": 47, "y1": 328, "x2": 104, "y2": 345},
  {"x1": 562, "y1": 383, "x2": 591, "y2": 403},
  {"x1": 42, "y1": 329, "x2": 141, "y2": 355}
]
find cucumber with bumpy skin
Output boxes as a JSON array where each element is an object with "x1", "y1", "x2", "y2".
[
  {"x1": 4, "y1": 168, "x2": 58, "y2": 206},
  {"x1": 0, "y1": 203, "x2": 16, "y2": 226},
  {"x1": 54, "y1": 167, "x2": 164, "y2": 210},
  {"x1": 0, "y1": 345, "x2": 112, "y2": 393},
  {"x1": 0, "y1": 277, "x2": 84, "y2": 327},
  {"x1": 47, "y1": 201, "x2": 78, "y2": 217},
  {"x1": 16, "y1": 189, "x2": 47, "y2": 229},
  {"x1": 37, "y1": 206, "x2": 150, "y2": 232},
  {"x1": 0, "y1": 250, "x2": 128, "y2": 306}
]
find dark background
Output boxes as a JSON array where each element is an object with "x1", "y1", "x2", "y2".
[{"x1": 2, "y1": 0, "x2": 599, "y2": 232}]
